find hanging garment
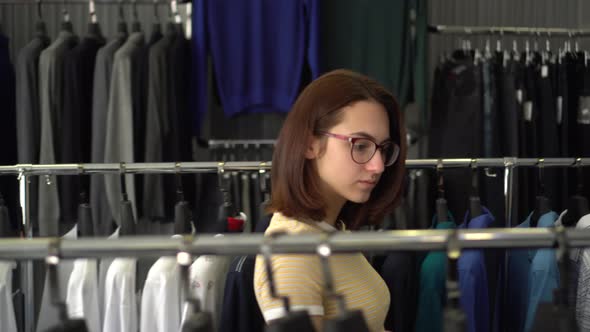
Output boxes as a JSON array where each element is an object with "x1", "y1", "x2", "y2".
[
  {"x1": 254, "y1": 213, "x2": 390, "y2": 332},
  {"x1": 103, "y1": 32, "x2": 145, "y2": 226},
  {"x1": 15, "y1": 29, "x2": 50, "y2": 230},
  {"x1": 192, "y1": 0, "x2": 320, "y2": 132},
  {"x1": 0, "y1": 261, "x2": 17, "y2": 332},
  {"x1": 219, "y1": 256, "x2": 265, "y2": 332},
  {"x1": 140, "y1": 256, "x2": 182, "y2": 332},
  {"x1": 143, "y1": 25, "x2": 177, "y2": 223},
  {"x1": 60, "y1": 34, "x2": 105, "y2": 227},
  {"x1": 37, "y1": 30, "x2": 79, "y2": 237},
  {"x1": 415, "y1": 216, "x2": 456, "y2": 332},
  {"x1": 569, "y1": 213, "x2": 590, "y2": 331},
  {"x1": 378, "y1": 251, "x2": 418, "y2": 332},
  {"x1": 524, "y1": 211, "x2": 559, "y2": 332},
  {"x1": 458, "y1": 207, "x2": 495, "y2": 332},
  {"x1": 90, "y1": 33, "x2": 127, "y2": 236},
  {"x1": 36, "y1": 225, "x2": 77, "y2": 332},
  {"x1": 98, "y1": 228, "x2": 119, "y2": 326},
  {"x1": 428, "y1": 58, "x2": 483, "y2": 218},
  {"x1": 102, "y1": 257, "x2": 137, "y2": 332},
  {"x1": 65, "y1": 259, "x2": 100, "y2": 332},
  {"x1": 181, "y1": 253, "x2": 232, "y2": 330}
]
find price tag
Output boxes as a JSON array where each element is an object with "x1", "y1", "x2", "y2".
[{"x1": 523, "y1": 101, "x2": 533, "y2": 122}]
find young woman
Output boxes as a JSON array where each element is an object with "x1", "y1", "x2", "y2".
[{"x1": 254, "y1": 69, "x2": 406, "y2": 332}]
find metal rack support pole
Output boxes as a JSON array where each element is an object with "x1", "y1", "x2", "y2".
[{"x1": 18, "y1": 170, "x2": 34, "y2": 332}]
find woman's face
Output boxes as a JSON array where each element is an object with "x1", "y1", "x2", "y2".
[{"x1": 307, "y1": 100, "x2": 391, "y2": 211}]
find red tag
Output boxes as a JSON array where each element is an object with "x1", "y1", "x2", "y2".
[{"x1": 227, "y1": 217, "x2": 244, "y2": 232}]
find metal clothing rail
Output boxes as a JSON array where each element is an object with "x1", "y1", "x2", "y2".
[
  {"x1": 205, "y1": 139, "x2": 276, "y2": 149},
  {"x1": 1, "y1": 157, "x2": 589, "y2": 176},
  {"x1": 428, "y1": 24, "x2": 590, "y2": 37},
  {"x1": 0, "y1": 0, "x2": 191, "y2": 4},
  {"x1": 2, "y1": 228, "x2": 590, "y2": 260}
]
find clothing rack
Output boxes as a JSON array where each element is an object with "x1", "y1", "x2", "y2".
[
  {"x1": 8, "y1": 157, "x2": 590, "y2": 332},
  {"x1": 201, "y1": 139, "x2": 276, "y2": 149},
  {"x1": 1, "y1": 228, "x2": 590, "y2": 260},
  {"x1": 428, "y1": 24, "x2": 590, "y2": 37}
]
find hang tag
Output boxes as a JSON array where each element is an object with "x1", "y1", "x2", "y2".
[
  {"x1": 541, "y1": 65, "x2": 548, "y2": 78},
  {"x1": 579, "y1": 97, "x2": 590, "y2": 124},
  {"x1": 523, "y1": 101, "x2": 533, "y2": 122},
  {"x1": 557, "y1": 96, "x2": 563, "y2": 125},
  {"x1": 516, "y1": 89, "x2": 523, "y2": 104}
]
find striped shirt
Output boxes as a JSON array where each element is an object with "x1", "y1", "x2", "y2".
[{"x1": 253, "y1": 213, "x2": 390, "y2": 332}]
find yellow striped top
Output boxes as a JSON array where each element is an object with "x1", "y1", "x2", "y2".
[{"x1": 253, "y1": 213, "x2": 390, "y2": 332}]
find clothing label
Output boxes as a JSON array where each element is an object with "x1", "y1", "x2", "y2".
[
  {"x1": 579, "y1": 97, "x2": 590, "y2": 124},
  {"x1": 541, "y1": 65, "x2": 548, "y2": 78},
  {"x1": 557, "y1": 97, "x2": 563, "y2": 125},
  {"x1": 523, "y1": 101, "x2": 533, "y2": 122},
  {"x1": 516, "y1": 89, "x2": 523, "y2": 104}
]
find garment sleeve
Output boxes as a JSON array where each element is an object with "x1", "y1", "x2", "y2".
[
  {"x1": 304, "y1": 0, "x2": 321, "y2": 78},
  {"x1": 577, "y1": 251, "x2": 590, "y2": 331},
  {"x1": 254, "y1": 254, "x2": 324, "y2": 322},
  {"x1": 192, "y1": 0, "x2": 209, "y2": 135},
  {"x1": 525, "y1": 249, "x2": 559, "y2": 332}
]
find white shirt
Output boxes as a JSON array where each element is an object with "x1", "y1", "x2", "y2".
[
  {"x1": 99, "y1": 227, "x2": 119, "y2": 325},
  {"x1": 181, "y1": 254, "x2": 231, "y2": 330},
  {"x1": 0, "y1": 261, "x2": 17, "y2": 332},
  {"x1": 572, "y1": 213, "x2": 590, "y2": 332},
  {"x1": 66, "y1": 259, "x2": 100, "y2": 332},
  {"x1": 36, "y1": 225, "x2": 77, "y2": 332},
  {"x1": 102, "y1": 257, "x2": 137, "y2": 332},
  {"x1": 140, "y1": 257, "x2": 181, "y2": 332}
]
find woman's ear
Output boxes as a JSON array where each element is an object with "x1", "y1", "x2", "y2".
[{"x1": 305, "y1": 136, "x2": 321, "y2": 160}]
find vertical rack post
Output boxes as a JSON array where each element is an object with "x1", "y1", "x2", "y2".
[{"x1": 18, "y1": 169, "x2": 34, "y2": 332}]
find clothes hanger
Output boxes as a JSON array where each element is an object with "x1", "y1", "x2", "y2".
[
  {"x1": 563, "y1": 158, "x2": 590, "y2": 227},
  {"x1": 531, "y1": 159, "x2": 551, "y2": 228},
  {"x1": 131, "y1": 0, "x2": 141, "y2": 32},
  {"x1": 469, "y1": 159, "x2": 483, "y2": 219},
  {"x1": 436, "y1": 160, "x2": 450, "y2": 223},
  {"x1": 44, "y1": 239, "x2": 89, "y2": 332},
  {"x1": 174, "y1": 163, "x2": 193, "y2": 235},
  {"x1": 217, "y1": 163, "x2": 241, "y2": 232},
  {"x1": 262, "y1": 232, "x2": 317, "y2": 332},
  {"x1": 318, "y1": 235, "x2": 370, "y2": 332},
  {"x1": 118, "y1": 163, "x2": 136, "y2": 236},
  {"x1": 552, "y1": 226, "x2": 579, "y2": 331},
  {"x1": 87, "y1": 0, "x2": 104, "y2": 39},
  {"x1": 0, "y1": 193, "x2": 11, "y2": 238},
  {"x1": 117, "y1": 0, "x2": 128, "y2": 35},
  {"x1": 77, "y1": 193, "x2": 94, "y2": 237},
  {"x1": 151, "y1": 0, "x2": 162, "y2": 34},
  {"x1": 178, "y1": 240, "x2": 214, "y2": 332},
  {"x1": 443, "y1": 229, "x2": 467, "y2": 332},
  {"x1": 61, "y1": 0, "x2": 73, "y2": 32},
  {"x1": 35, "y1": 0, "x2": 47, "y2": 36}
]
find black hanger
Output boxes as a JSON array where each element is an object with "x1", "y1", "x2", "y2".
[
  {"x1": 174, "y1": 163, "x2": 193, "y2": 235},
  {"x1": 178, "y1": 240, "x2": 214, "y2": 332},
  {"x1": 35, "y1": 0, "x2": 47, "y2": 36},
  {"x1": 87, "y1": 0, "x2": 104, "y2": 39},
  {"x1": 61, "y1": 0, "x2": 73, "y2": 32},
  {"x1": 130, "y1": 0, "x2": 141, "y2": 32},
  {"x1": 318, "y1": 236, "x2": 369, "y2": 332},
  {"x1": 117, "y1": 0, "x2": 128, "y2": 35},
  {"x1": 44, "y1": 240, "x2": 89, "y2": 332},
  {"x1": 0, "y1": 193, "x2": 11, "y2": 238},
  {"x1": 443, "y1": 229, "x2": 467, "y2": 332},
  {"x1": 531, "y1": 159, "x2": 551, "y2": 228},
  {"x1": 77, "y1": 192, "x2": 93, "y2": 237},
  {"x1": 262, "y1": 233, "x2": 317, "y2": 332},
  {"x1": 151, "y1": 0, "x2": 162, "y2": 34},
  {"x1": 436, "y1": 160, "x2": 450, "y2": 223},
  {"x1": 469, "y1": 159, "x2": 483, "y2": 219},
  {"x1": 218, "y1": 164, "x2": 237, "y2": 232},
  {"x1": 563, "y1": 158, "x2": 589, "y2": 227},
  {"x1": 119, "y1": 163, "x2": 136, "y2": 236}
]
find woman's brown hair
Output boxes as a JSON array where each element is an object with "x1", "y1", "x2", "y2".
[{"x1": 268, "y1": 69, "x2": 407, "y2": 230}]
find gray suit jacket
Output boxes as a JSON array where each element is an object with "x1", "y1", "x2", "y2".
[
  {"x1": 37, "y1": 31, "x2": 78, "y2": 237},
  {"x1": 15, "y1": 33, "x2": 50, "y2": 228},
  {"x1": 104, "y1": 32, "x2": 145, "y2": 226},
  {"x1": 90, "y1": 34, "x2": 126, "y2": 236},
  {"x1": 142, "y1": 31, "x2": 176, "y2": 221}
]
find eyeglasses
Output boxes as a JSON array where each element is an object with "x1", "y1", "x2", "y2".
[{"x1": 319, "y1": 132, "x2": 400, "y2": 167}]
